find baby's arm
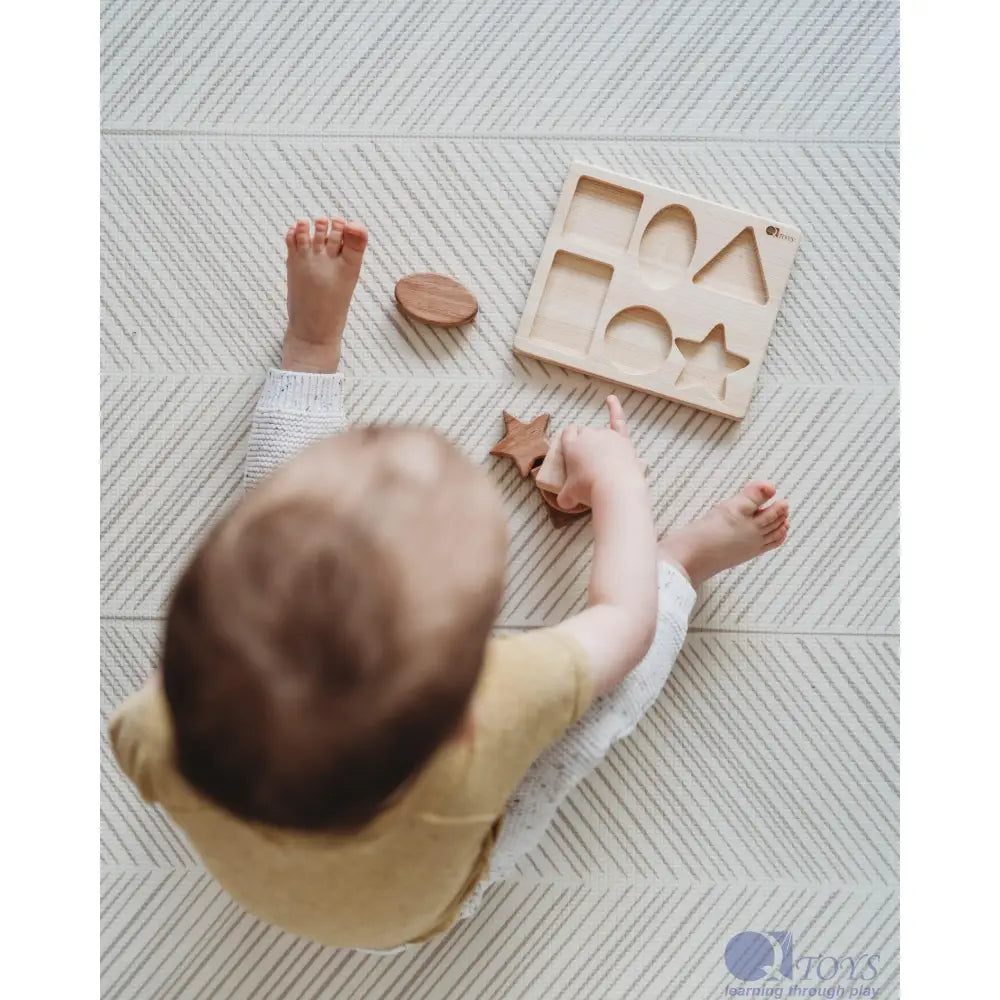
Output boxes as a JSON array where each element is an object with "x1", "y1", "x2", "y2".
[
  {"x1": 551, "y1": 397, "x2": 659, "y2": 700},
  {"x1": 462, "y1": 401, "x2": 683, "y2": 901}
]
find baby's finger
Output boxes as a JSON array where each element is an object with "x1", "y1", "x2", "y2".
[
  {"x1": 606, "y1": 395, "x2": 629, "y2": 438},
  {"x1": 556, "y1": 481, "x2": 579, "y2": 509},
  {"x1": 562, "y1": 425, "x2": 581, "y2": 450}
]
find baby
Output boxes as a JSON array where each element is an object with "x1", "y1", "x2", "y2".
[{"x1": 110, "y1": 216, "x2": 789, "y2": 951}]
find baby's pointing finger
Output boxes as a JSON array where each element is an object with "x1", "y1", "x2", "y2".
[{"x1": 606, "y1": 395, "x2": 629, "y2": 437}]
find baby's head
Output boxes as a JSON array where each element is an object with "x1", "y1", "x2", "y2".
[{"x1": 162, "y1": 426, "x2": 507, "y2": 831}]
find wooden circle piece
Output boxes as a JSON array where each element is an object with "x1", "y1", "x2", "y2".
[
  {"x1": 537, "y1": 486, "x2": 589, "y2": 528},
  {"x1": 395, "y1": 273, "x2": 478, "y2": 327},
  {"x1": 533, "y1": 475, "x2": 590, "y2": 516},
  {"x1": 538, "y1": 488, "x2": 589, "y2": 517}
]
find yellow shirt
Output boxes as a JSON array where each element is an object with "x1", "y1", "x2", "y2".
[{"x1": 109, "y1": 629, "x2": 591, "y2": 950}]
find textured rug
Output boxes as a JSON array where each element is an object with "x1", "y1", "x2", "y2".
[{"x1": 100, "y1": 1, "x2": 899, "y2": 997}]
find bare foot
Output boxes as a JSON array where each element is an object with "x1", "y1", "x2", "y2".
[
  {"x1": 282, "y1": 217, "x2": 368, "y2": 373},
  {"x1": 658, "y1": 481, "x2": 789, "y2": 586}
]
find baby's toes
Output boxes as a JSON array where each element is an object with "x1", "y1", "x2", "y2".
[
  {"x1": 285, "y1": 226, "x2": 296, "y2": 253},
  {"x1": 293, "y1": 219, "x2": 310, "y2": 250},
  {"x1": 339, "y1": 222, "x2": 368, "y2": 269},
  {"x1": 326, "y1": 217, "x2": 346, "y2": 256},
  {"x1": 738, "y1": 480, "x2": 777, "y2": 514},
  {"x1": 312, "y1": 217, "x2": 329, "y2": 252},
  {"x1": 755, "y1": 498, "x2": 788, "y2": 531},
  {"x1": 763, "y1": 522, "x2": 789, "y2": 551}
]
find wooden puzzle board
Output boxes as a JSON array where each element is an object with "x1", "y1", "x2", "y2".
[{"x1": 513, "y1": 162, "x2": 802, "y2": 419}]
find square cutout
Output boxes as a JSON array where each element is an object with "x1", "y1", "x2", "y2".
[
  {"x1": 564, "y1": 178, "x2": 642, "y2": 253},
  {"x1": 529, "y1": 251, "x2": 612, "y2": 355}
]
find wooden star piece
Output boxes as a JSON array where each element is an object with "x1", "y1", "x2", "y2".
[{"x1": 489, "y1": 411, "x2": 552, "y2": 477}]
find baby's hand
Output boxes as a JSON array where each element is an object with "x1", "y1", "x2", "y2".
[{"x1": 557, "y1": 396, "x2": 644, "y2": 510}]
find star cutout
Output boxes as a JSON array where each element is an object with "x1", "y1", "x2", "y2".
[
  {"x1": 674, "y1": 324, "x2": 749, "y2": 400},
  {"x1": 489, "y1": 411, "x2": 551, "y2": 477}
]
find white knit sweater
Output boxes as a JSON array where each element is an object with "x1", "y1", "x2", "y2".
[{"x1": 243, "y1": 368, "x2": 696, "y2": 915}]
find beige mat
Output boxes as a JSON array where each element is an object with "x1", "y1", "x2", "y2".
[{"x1": 100, "y1": 1, "x2": 899, "y2": 996}]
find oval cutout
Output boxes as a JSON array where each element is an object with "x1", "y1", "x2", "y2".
[
  {"x1": 639, "y1": 205, "x2": 697, "y2": 288},
  {"x1": 604, "y1": 307, "x2": 672, "y2": 375}
]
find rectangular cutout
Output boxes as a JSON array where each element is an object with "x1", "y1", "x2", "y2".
[
  {"x1": 564, "y1": 177, "x2": 642, "y2": 253},
  {"x1": 529, "y1": 251, "x2": 612, "y2": 355}
]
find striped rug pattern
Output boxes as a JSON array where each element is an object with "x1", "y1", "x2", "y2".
[{"x1": 101, "y1": 1, "x2": 899, "y2": 996}]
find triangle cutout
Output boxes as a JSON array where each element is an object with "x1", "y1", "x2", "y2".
[{"x1": 692, "y1": 227, "x2": 768, "y2": 305}]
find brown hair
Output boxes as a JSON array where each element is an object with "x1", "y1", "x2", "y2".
[{"x1": 162, "y1": 427, "x2": 505, "y2": 831}]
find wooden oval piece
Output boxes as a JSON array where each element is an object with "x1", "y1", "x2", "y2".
[{"x1": 394, "y1": 273, "x2": 478, "y2": 327}]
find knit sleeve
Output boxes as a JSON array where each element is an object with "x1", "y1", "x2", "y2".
[{"x1": 244, "y1": 369, "x2": 349, "y2": 490}]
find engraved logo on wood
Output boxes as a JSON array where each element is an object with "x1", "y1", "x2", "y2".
[{"x1": 765, "y1": 225, "x2": 795, "y2": 243}]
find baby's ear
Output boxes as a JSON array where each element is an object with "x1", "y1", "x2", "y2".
[{"x1": 108, "y1": 680, "x2": 171, "y2": 804}]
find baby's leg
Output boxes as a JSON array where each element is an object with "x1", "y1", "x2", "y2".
[
  {"x1": 244, "y1": 218, "x2": 368, "y2": 489},
  {"x1": 461, "y1": 481, "x2": 789, "y2": 917},
  {"x1": 459, "y1": 562, "x2": 694, "y2": 920}
]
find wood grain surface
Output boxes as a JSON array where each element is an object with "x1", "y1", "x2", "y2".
[
  {"x1": 513, "y1": 162, "x2": 802, "y2": 420},
  {"x1": 394, "y1": 272, "x2": 478, "y2": 326},
  {"x1": 488, "y1": 411, "x2": 551, "y2": 477}
]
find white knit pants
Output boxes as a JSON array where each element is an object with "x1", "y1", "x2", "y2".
[{"x1": 458, "y1": 560, "x2": 695, "y2": 919}]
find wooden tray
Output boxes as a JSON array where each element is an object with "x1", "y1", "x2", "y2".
[{"x1": 513, "y1": 162, "x2": 802, "y2": 419}]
